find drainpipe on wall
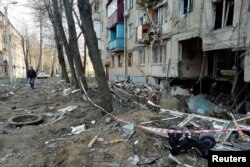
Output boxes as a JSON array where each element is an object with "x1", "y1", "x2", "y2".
[{"x1": 124, "y1": 0, "x2": 128, "y2": 80}]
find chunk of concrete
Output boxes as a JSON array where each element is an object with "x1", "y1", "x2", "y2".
[{"x1": 105, "y1": 117, "x2": 112, "y2": 123}]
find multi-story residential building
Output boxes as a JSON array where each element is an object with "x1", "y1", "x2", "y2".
[
  {"x1": 93, "y1": 0, "x2": 250, "y2": 88},
  {"x1": 91, "y1": 0, "x2": 250, "y2": 113},
  {"x1": 0, "y1": 11, "x2": 25, "y2": 78}
]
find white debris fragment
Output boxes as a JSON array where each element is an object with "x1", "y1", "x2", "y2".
[
  {"x1": 91, "y1": 120, "x2": 96, "y2": 125},
  {"x1": 72, "y1": 89, "x2": 81, "y2": 94},
  {"x1": 168, "y1": 153, "x2": 182, "y2": 165},
  {"x1": 97, "y1": 138, "x2": 104, "y2": 142},
  {"x1": 63, "y1": 88, "x2": 72, "y2": 96},
  {"x1": 213, "y1": 122, "x2": 223, "y2": 130},
  {"x1": 58, "y1": 106, "x2": 78, "y2": 113},
  {"x1": 71, "y1": 124, "x2": 86, "y2": 134},
  {"x1": 171, "y1": 86, "x2": 190, "y2": 96},
  {"x1": 127, "y1": 155, "x2": 140, "y2": 165},
  {"x1": 134, "y1": 140, "x2": 139, "y2": 145}
]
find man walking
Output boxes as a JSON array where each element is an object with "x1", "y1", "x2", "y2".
[{"x1": 27, "y1": 67, "x2": 37, "y2": 89}]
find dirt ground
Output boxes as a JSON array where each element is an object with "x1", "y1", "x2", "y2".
[{"x1": 0, "y1": 77, "x2": 208, "y2": 167}]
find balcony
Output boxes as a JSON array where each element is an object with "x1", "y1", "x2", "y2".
[
  {"x1": 108, "y1": 39, "x2": 124, "y2": 52},
  {"x1": 108, "y1": 10, "x2": 124, "y2": 29},
  {"x1": 137, "y1": 24, "x2": 151, "y2": 44}
]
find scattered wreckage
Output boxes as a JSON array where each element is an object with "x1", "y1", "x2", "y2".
[
  {"x1": 110, "y1": 81, "x2": 250, "y2": 155},
  {"x1": 3, "y1": 79, "x2": 249, "y2": 166}
]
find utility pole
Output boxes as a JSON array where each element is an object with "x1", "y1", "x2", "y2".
[
  {"x1": 124, "y1": 0, "x2": 128, "y2": 80},
  {"x1": 4, "y1": 6, "x2": 14, "y2": 84}
]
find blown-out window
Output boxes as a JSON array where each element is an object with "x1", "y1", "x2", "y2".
[
  {"x1": 180, "y1": 0, "x2": 193, "y2": 16},
  {"x1": 214, "y1": 0, "x2": 234, "y2": 30},
  {"x1": 153, "y1": 45, "x2": 166, "y2": 64}
]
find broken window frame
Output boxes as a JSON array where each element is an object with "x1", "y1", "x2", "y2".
[
  {"x1": 138, "y1": 49, "x2": 145, "y2": 65},
  {"x1": 179, "y1": 0, "x2": 193, "y2": 16},
  {"x1": 213, "y1": 0, "x2": 234, "y2": 30},
  {"x1": 152, "y1": 45, "x2": 166, "y2": 64}
]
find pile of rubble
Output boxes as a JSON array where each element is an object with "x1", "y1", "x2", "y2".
[{"x1": 109, "y1": 81, "x2": 250, "y2": 154}]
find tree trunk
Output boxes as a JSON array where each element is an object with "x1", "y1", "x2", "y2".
[
  {"x1": 36, "y1": 19, "x2": 43, "y2": 72},
  {"x1": 51, "y1": 0, "x2": 79, "y2": 88},
  {"x1": 63, "y1": 0, "x2": 88, "y2": 89},
  {"x1": 83, "y1": 42, "x2": 87, "y2": 75},
  {"x1": 55, "y1": 30, "x2": 70, "y2": 82},
  {"x1": 51, "y1": 49, "x2": 55, "y2": 77},
  {"x1": 44, "y1": 0, "x2": 70, "y2": 83},
  {"x1": 77, "y1": 0, "x2": 113, "y2": 112},
  {"x1": 21, "y1": 36, "x2": 29, "y2": 77}
]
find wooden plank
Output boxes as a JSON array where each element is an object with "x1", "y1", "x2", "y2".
[{"x1": 87, "y1": 135, "x2": 98, "y2": 149}]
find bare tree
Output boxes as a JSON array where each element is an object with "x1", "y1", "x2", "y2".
[
  {"x1": 36, "y1": 16, "x2": 43, "y2": 72},
  {"x1": 21, "y1": 27, "x2": 30, "y2": 77},
  {"x1": 62, "y1": 0, "x2": 88, "y2": 89},
  {"x1": 77, "y1": 0, "x2": 113, "y2": 112},
  {"x1": 51, "y1": 0, "x2": 79, "y2": 87},
  {"x1": 44, "y1": 0, "x2": 70, "y2": 82}
]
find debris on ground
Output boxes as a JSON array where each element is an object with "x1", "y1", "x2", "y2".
[{"x1": 0, "y1": 78, "x2": 249, "y2": 166}]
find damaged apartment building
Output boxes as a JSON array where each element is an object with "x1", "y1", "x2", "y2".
[{"x1": 91, "y1": 0, "x2": 250, "y2": 113}]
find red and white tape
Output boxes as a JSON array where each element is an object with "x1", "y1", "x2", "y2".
[{"x1": 80, "y1": 78, "x2": 250, "y2": 135}]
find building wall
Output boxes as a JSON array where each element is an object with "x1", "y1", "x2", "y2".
[
  {"x1": 96, "y1": 0, "x2": 249, "y2": 84},
  {"x1": 0, "y1": 11, "x2": 25, "y2": 78},
  {"x1": 202, "y1": 0, "x2": 247, "y2": 51}
]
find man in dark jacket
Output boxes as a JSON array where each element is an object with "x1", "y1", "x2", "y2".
[{"x1": 27, "y1": 66, "x2": 37, "y2": 89}]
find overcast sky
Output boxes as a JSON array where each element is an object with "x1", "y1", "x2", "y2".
[{"x1": 0, "y1": 0, "x2": 37, "y2": 34}]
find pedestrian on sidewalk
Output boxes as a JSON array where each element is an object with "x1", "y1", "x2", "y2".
[{"x1": 27, "y1": 66, "x2": 37, "y2": 89}]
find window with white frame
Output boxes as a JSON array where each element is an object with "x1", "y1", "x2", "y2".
[
  {"x1": 128, "y1": 23, "x2": 133, "y2": 38},
  {"x1": 107, "y1": 0, "x2": 117, "y2": 17},
  {"x1": 180, "y1": 0, "x2": 193, "y2": 16},
  {"x1": 157, "y1": 4, "x2": 167, "y2": 25},
  {"x1": 127, "y1": 0, "x2": 133, "y2": 10},
  {"x1": 138, "y1": 50, "x2": 145, "y2": 65},
  {"x1": 152, "y1": 45, "x2": 166, "y2": 64}
]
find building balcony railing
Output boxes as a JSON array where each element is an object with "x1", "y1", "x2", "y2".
[
  {"x1": 108, "y1": 10, "x2": 124, "y2": 29},
  {"x1": 108, "y1": 38, "x2": 124, "y2": 52}
]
